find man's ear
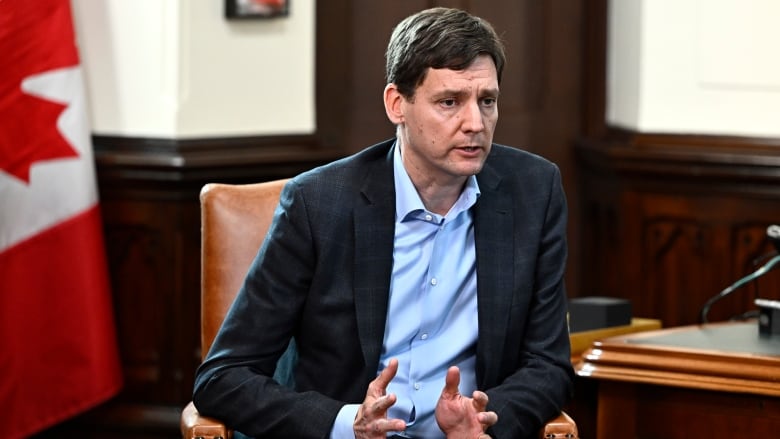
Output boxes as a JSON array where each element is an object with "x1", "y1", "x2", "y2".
[{"x1": 383, "y1": 83, "x2": 404, "y2": 125}]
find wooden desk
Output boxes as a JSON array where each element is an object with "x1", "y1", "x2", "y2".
[
  {"x1": 576, "y1": 321, "x2": 780, "y2": 439},
  {"x1": 569, "y1": 317, "x2": 662, "y2": 363}
]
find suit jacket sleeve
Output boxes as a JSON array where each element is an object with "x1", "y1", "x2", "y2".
[{"x1": 192, "y1": 178, "x2": 346, "y2": 438}]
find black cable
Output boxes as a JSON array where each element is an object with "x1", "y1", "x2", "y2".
[{"x1": 699, "y1": 254, "x2": 780, "y2": 324}]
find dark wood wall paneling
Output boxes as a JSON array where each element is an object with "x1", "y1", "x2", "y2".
[
  {"x1": 572, "y1": 132, "x2": 780, "y2": 439},
  {"x1": 577, "y1": 134, "x2": 780, "y2": 327}
]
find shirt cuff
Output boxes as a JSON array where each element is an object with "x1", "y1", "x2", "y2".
[{"x1": 330, "y1": 403, "x2": 360, "y2": 439}]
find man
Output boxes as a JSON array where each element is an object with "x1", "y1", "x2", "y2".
[{"x1": 193, "y1": 7, "x2": 573, "y2": 438}]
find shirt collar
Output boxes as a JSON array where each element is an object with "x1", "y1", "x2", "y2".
[{"x1": 392, "y1": 141, "x2": 480, "y2": 222}]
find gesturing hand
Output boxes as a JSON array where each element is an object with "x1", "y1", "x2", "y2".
[
  {"x1": 353, "y1": 358, "x2": 407, "y2": 438},
  {"x1": 435, "y1": 366, "x2": 498, "y2": 439}
]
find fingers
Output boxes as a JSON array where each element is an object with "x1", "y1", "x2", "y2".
[
  {"x1": 472, "y1": 391, "x2": 497, "y2": 427},
  {"x1": 362, "y1": 413, "x2": 406, "y2": 434},
  {"x1": 355, "y1": 397, "x2": 407, "y2": 438},
  {"x1": 355, "y1": 391, "x2": 406, "y2": 437},
  {"x1": 354, "y1": 358, "x2": 406, "y2": 438},
  {"x1": 471, "y1": 390, "x2": 489, "y2": 412},
  {"x1": 374, "y1": 417, "x2": 407, "y2": 433},
  {"x1": 370, "y1": 392, "x2": 397, "y2": 416},
  {"x1": 369, "y1": 358, "x2": 398, "y2": 396},
  {"x1": 477, "y1": 410, "x2": 498, "y2": 426},
  {"x1": 435, "y1": 367, "x2": 498, "y2": 437}
]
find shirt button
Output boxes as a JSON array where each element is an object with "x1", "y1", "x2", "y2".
[
  {"x1": 425, "y1": 214, "x2": 433, "y2": 221},
  {"x1": 414, "y1": 383, "x2": 421, "y2": 390},
  {"x1": 421, "y1": 333, "x2": 428, "y2": 340},
  {"x1": 430, "y1": 278, "x2": 437, "y2": 286}
]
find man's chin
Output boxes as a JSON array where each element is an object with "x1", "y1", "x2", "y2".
[{"x1": 455, "y1": 163, "x2": 485, "y2": 177}]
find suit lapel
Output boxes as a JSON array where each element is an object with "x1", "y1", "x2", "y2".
[
  {"x1": 474, "y1": 165, "x2": 514, "y2": 387},
  {"x1": 353, "y1": 148, "x2": 396, "y2": 373}
]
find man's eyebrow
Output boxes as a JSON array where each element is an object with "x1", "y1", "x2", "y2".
[
  {"x1": 481, "y1": 87, "x2": 500, "y2": 97},
  {"x1": 431, "y1": 87, "x2": 500, "y2": 99},
  {"x1": 432, "y1": 89, "x2": 468, "y2": 99}
]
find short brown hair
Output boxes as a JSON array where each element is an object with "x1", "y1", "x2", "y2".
[{"x1": 385, "y1": 7, "x2": 506, "y2": 99}]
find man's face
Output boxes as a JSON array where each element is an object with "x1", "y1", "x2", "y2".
[{"x1": 392, "y1": 54, "x2": 499, "y2": 186}]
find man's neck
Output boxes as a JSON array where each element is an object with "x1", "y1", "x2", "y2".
[{"x1": 413, "y1": 180, "x2": 466, "y2": 216}]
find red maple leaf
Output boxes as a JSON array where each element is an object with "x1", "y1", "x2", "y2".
[{"x1": 0, "y1": 0, "x2": 81, "y2": 184}]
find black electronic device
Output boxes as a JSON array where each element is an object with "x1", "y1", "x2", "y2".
[
  {"x1": 755, "y1": 298, "x2": 780, "y2": 336},
  {"x1": 568, "y1": 296, "x2": 632, "y2": 332}
]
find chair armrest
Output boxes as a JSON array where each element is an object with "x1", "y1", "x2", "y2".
[
  {"x1": 539, "y1": 411, "x2": 578, "y2": 438},
  {"x1": 181, "y1": 401, "x2": 233, "y2": 439},
  {"x1": 180, "y1": 401, "x2": 576, "y2": 439}
]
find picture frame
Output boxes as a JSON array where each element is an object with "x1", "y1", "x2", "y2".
[{"x1": 225, "y1": 0, "x2": 289, "y2": 19}]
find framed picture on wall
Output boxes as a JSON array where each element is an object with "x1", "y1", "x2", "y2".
[{"x1": 226, "y1": 0, "x2": 289, "y2": 19}]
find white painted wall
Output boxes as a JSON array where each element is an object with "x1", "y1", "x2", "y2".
[
  {"x1": 71, "y1": 0, "x2": 315, "y2": 138},
  {"x1": 607, "y1": 0, "x2": 780, "y2": 138},
  {"x1": 70, "y1": 1, "x2": 777, "y2": 140}
]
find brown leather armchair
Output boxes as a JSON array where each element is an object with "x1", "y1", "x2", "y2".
[{"x1": 181, "y1": 179, "x2": 578, "y2": 439}]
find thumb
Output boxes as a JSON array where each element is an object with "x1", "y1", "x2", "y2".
[{"x1": 442, "y1": 366, "x2": 461, "y2": 398}]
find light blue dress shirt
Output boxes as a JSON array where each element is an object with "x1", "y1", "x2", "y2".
[{"x1": 331, "y1": 143, "x2": 480, "y2": 438}]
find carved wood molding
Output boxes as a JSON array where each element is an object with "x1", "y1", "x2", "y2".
[
  {"x1": 577, "y1": 321, "x2": 780, "y2": 397},
  {"x1": 577, "y1": 133, "x2": 780, "y2": 184},
  {"x1": 92, "y1": 135, "x2": 346, "y2": 187}
]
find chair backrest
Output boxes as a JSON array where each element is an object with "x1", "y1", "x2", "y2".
[{"x1": 199, "y1": 179, "x2": 289, "y2": 360}]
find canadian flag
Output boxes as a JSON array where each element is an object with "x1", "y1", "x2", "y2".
[{"x1": 0, "y1": 0, "x2": 123, "y2": 437}]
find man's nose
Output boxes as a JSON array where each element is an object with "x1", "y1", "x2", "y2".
[{"x1": 461, "y1": 101, "x2": 485, "y2": 133}]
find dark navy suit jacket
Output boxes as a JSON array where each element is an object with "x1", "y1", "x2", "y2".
[{"x1": 193, "y1": 139, "x2": 573, "y2": 438}]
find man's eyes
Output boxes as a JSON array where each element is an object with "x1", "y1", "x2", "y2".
[{"x1": 439, "y1": 97, "x2": 497, "y2": 107}]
